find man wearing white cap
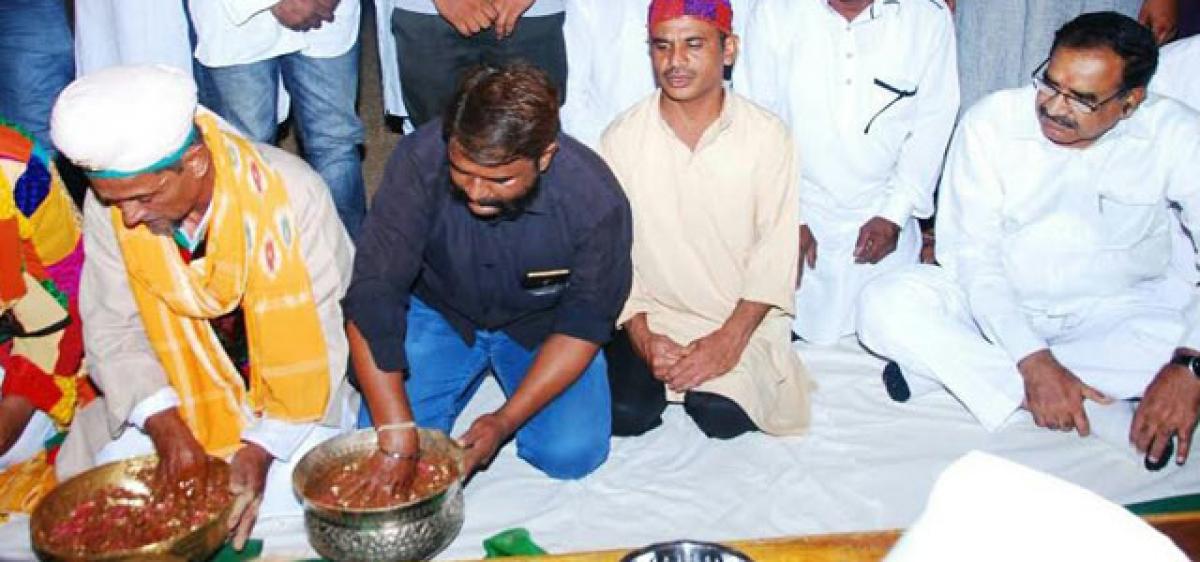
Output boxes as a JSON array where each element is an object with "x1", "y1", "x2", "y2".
[{"x1": 51, "y1": 64, "x2": 357, "y2": 550}]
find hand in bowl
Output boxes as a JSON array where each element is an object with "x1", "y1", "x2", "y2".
[
  {"x1": 335, "y1": 451, "x2": 419, "y2": 509},
  {"x1": 144, "y1": 408, "x2": 211, "y2": 504}
]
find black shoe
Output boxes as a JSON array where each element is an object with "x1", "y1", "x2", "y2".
[
  {"x1": 882, "y1": 361, "x2": 911, "y2": 403},
  {"x1": 1144, "y1": 435, "x2": 1176, "y2": 472}
]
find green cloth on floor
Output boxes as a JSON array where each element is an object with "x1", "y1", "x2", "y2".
[
  {"x1": 209, "y1": 540, "x2": 263, "y2": 561},
  {"x1": 484, "y1": 528, "x2": 548, "y2": 557},
  {"x1": 1126, "y1": 493, "x2": 1200, "y2": 516}
]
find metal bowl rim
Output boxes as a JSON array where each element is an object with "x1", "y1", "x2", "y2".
[
  {"x1": 30, "y1": 454, "x2": 233, "y2": 561},
  {"x1": 292, "y1": 428, "x2": 466, "y2": 515}
]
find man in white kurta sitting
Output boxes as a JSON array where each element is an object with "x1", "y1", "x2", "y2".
[
  {"x1": 858, "y1": 12, "x2": 1200, "y2": 471},
  {"x1": 734, "y1": 0, "x2": 959, "y2": 346},
  {"x1": 600, "y1": 0, "x2": 811, "y2": 439},
  {"x1": 50, "y1": 65, "x2": 356, "y2": 549},
  {"x1": 1150, "y1": 33, "x2": 1200, "y2": 111}
]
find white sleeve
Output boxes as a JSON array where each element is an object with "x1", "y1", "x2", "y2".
[
  {"x1": 878, "y1": 10, "x2": 959, "y2": 226},
  {"x1": 937, "y1": 113, "x2": 1048, "y2": 363},
  {"x1": 1164, "y1": 112, "x2": 1200, "y2": 352}
]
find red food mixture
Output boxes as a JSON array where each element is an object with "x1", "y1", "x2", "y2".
[
  {"x1": 308, "y1": 452, "x2": 458, "y2": 509},
  {"x1": 41, "y1": 467, "x2": 231, "y2": 555}
]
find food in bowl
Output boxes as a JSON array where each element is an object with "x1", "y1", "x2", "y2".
[
  {"x1": 39, "y1": 465, "x2": 231, "y2": 556},
  {"x1": 306, "y1": 451, "x2": 458, "y2": 509}
]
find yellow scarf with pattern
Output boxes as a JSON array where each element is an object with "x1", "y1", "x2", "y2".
[{"x1": 111, "y1": 113, "x2": 329, "y2": 456}]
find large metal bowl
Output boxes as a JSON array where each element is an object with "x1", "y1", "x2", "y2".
[
  {"x1": 30, "y1": 455, "x2": 233, "y2": 562},
  {"x1": 292, "y1": 428, "x2": 466, "y2": 562},
  {"x1": 621, "y1": 540, "x2": 754, "y2": 562}
]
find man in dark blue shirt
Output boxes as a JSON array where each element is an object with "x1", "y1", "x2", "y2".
[{"x1": 341, "y1": 63, "x2": 632, "y2": 499}]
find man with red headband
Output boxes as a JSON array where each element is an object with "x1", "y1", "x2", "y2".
[{"x1": 600, "y1": 0, "x2": 812, "y2": 439}]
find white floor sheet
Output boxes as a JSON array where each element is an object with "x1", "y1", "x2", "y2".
[{"x1": 3, "y1": 339, "x2": 1198, "y2": 560}]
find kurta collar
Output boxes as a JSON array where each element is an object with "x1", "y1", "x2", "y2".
[
  {"x1": 653, "y1": 88, "x2": 737, "y2": 151},
  {"x1": 1011, "y1": 85, "x2": 1154, "y2": 145},
  {"x1": 821, "y1": 0, "x2": 900, "y2": 25}
]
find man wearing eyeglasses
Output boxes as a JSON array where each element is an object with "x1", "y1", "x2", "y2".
[
  {"x1": 734, "y1": 0, "x2": 959, "y2": 347},
  {"x1": 858, "y1": 12, "x2": 1200, "y2": 471}
]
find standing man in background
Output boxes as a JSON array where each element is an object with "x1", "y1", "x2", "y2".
[
  {"x1": 382, "y1": 0, "x2": 567, "y2": 128},
  {"x1": 190, "y1": 0, "x2": 367, "y2": 238}
]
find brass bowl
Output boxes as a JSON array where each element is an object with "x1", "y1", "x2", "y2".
[
  {"x1": 292, "y1": 428, "x2": 467, "y2": 562},
  {"x1": 30, "y1": 455, "x2": 233, "y2": 562}
]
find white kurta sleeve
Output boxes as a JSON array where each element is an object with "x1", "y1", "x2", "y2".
[
  {"x1": 80, "y1": 193, "x2": 175, "y2": 429},
  {"x1": 1164, "y1": 112, "x2": 1200, "y2": 352},
  {"x1": 734, "y1": 0, "x2": 803, "y2": 224},
  {"x1": 937, "y1": 112, "x2": 1048, "y2": 364},
  {"x1": 877, "y1": 9, "x2": 959, "y2": 227}
]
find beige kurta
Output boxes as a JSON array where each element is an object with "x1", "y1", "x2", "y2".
[
  {"x1": 600, "y1": 91, "x2": 811, "y2": 435},
  {"x1": 58, "y1": 143, "x2": 357, "y2": 478}
]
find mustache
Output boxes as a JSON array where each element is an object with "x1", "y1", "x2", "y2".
[
  {"x1": 1038, "y1": 104, "x2": 1077, "y2": 130},
  {"x1": 662, "y1": 68, "x2": 694, "y2": 80}
]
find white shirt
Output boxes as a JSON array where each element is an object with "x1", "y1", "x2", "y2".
[
  {"x1": 561, "y1": 0, "x2": 656, "y2": 149},
  {"x1": 734, "y1": 0, "x2": 958, "y2": 225},
  {"x1": 189, "y1": 0, "x2": 361, "y2": 67},
  {"x1": 936, "y1": 86, "x2": 1200, "y2": 364},
  {"x1": 74, "y1": 0, "x2": 196, "y2": 78},
  {"x1": 394, "y1": 0, "x2": 563, "y2": 16},
  {"x1": 1150, "y1": 35, "x2": 1200, "y2": 112}
]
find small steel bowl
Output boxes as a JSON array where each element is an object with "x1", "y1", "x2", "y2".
[
  {"x1": 621, "y1": 540, "x2": 754, "y2": 562},
  {"x1": 292, "y1": 428, "x2": 466, "y2": 562},
  {"x1": 30, "y1": 455, "x2": 233, "y2": 562}
]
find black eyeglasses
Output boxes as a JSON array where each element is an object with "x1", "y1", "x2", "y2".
[{"x1": 1030, "y1": 58, "x2": 1127, "y2": 114}]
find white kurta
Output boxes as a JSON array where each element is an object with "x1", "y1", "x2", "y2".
[
  {"x1": 600, "y1": 92, "x2": 811, "y2": 435},
  {"x1": 734, "y1": 0, "x2": 959, "y2": 344},
  {"x1": 1150, "y1": 35, "x2": 1200, "y2": 112},
  {"x1": 188, "y1": 0, "x2": 360, "y2": 67},
  {"x1": 561, "y1": 0, "x2": 759, "y2": 149},
  {"x1": 858, "y1": 87, "x2": 1200, "y2": 433},
  {"x1": 73, "y1": 0, "x2": 196, "y2": 77}
]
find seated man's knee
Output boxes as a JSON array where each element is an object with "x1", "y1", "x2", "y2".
[
  {"x1": 684, "y1": 392, "x2": 757, "y2": 440},
  {"x1": 611, "y1": 396, "x2": 665, "y2": 437},
  {"x1": 519, "y1": 432, "x2": 610, "y2": 480},
  {"x1": 857, "y1": 266, "x2": 938, "y2": 343}
]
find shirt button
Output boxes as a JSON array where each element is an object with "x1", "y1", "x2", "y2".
[
  {"x1": 846, "y1": 52, "x2": 854, "y2": 59},
  {"x1": 845, "y1": 78, "x2": 853, "y2": 85}
]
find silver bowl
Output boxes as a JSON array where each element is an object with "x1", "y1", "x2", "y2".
[
  {"x1": 292, "y1": 428, "x2": 466, "y2": 562},
  {"x1": 621, "y1": 540, "x2": 754, "y2": 562}
]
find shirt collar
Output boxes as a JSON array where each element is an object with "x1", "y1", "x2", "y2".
[
  {"x1": 653, "y1": 87, "x2": 737, "y2": 150},
  {"x1": 822, "y1": 0, "x2": 899, "y2": 25},
  {"x1": 1012, "y1": 84, "x2": 1154, "y2": 145},
  {"x1": 173, "y1": 202, "x2": 214, "y2": 253}
]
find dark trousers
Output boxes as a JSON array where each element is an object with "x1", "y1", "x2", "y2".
[
  {"x1": 391, "y1": 9, "x2": 567, "y2": 127},
  {"x1": 605, "y1": 330, "x2": 759, "y2": 440}
]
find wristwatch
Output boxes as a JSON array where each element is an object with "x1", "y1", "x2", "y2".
[{"x1": 1169, "y1": 353, "x2": 1200, "y2": 379}]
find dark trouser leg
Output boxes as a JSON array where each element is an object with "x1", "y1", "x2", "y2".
[
  {"x1": 391, "y1": 9, "x2": 483, "y2": 127},
  {"x1": 604, "y1": 330, "x2": 667, "y2": 436},
  {"x1": 683, "y1": 391, "x2": 758, "y2": 440},
  {"x1": 482, "y1": 13, "x2": 567, "y2": 105}
]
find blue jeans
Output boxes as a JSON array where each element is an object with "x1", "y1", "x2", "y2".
[
  {"x1": 0, "y1": 0, "x2": 74, "y2": 150},
  {"x1": 365, "y1": 298, "x2": 612, "y2": 479},
  {"x1": 204, "y1": 46, "x2": 366, "y2": 238}
]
